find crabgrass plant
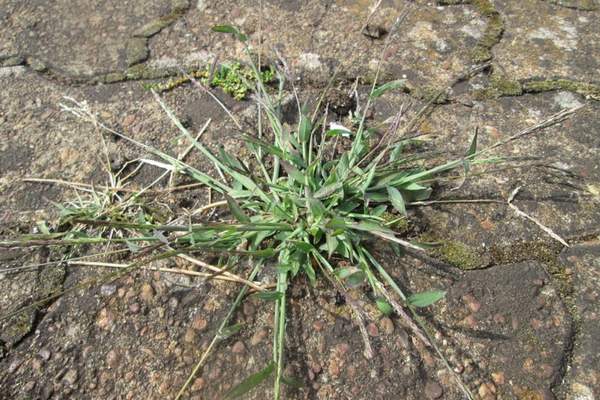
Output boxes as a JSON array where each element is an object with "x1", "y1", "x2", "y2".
[{"x1": 0, "y1": 23, "x2": 583, "y2": 400}]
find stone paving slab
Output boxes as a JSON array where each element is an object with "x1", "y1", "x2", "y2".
[{"x1": 559, "y1": 242, "x2": 600, "y2": 400}]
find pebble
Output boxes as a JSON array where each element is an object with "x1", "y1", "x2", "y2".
[
  {"x1": 129, "y1": 302, "x2": 140, "y2": 314},
  {"x1": 250, "y1": 328, "x2": 268, "y2": 346},
  {"x1": 309, "y1": 360, "x2": 322, "y2": 374},
  {"x1": 184, "y1": 328, "x2": 197, "y2": 344},
  {"x1": 96, "y1": 308, "x2": 114, "y2": 330},
  {"x1": 231, "y1": 341, "x2": 246, "y2": 354},
  {"x1": 336, "y1": 343, "x2": 350, "y2": 355},
  {"x1": 313, "y1": 320, "x2": 325, "y2": 332},
  {"x1": 380, "y1": 317, "x2": 394, "y2": 335},
  {"x1": 191, "y1": 315, "x2": 208, "y2": 331},
  {"x1": 62, "y1": 369, "x2": 78, "y2": 386},
  {"x1": 462, "y1": 294, "x2": 481, "y2": 313},
  {"x1": 424, "y1": 380, "x2": 443, "y2": 399},
  {"x1": 140, "y1": 283, "x2": 155, "y2": 303},
  {"x1": 39, "y1": 348, "x2": 51, "y2": 361},
  {"x1": 367, "y1": 322, "x2": 379, "y2": 337},
  {"x1": 461, "y1": 314, "x2": 477, "y2": 329},
  {"x1": 531, "y1": 319, "x2": 543, "y2": 330},
  {"x1": 243, "y1": 302, "x2": 255, "y2": 317},
  {"x1": 100, "y1": 284, "x2": 117, "y2": 297},
  {"x1": 493, "y1": 313, "x2": 506, "y2": 324},
  {"x1": 106, "y1": 350, "x2": 119, "y2": 368},
  {"x1": 540, "y1": 364, "x2": 554, "y2": 379},
  {"x1": 491, "y1": 371, "x2": 505, "y2": 385},
  {"x1": 478, "y1": 382, "x2": 496, "y2": 398},
  {"x1": 8, "y1": 359, "x2": 23, "y2": 373},
  {"x1": 396, "y1": 329, "x2": 410, "y2": 348},
  {"x1": 328, "y1": 358, "x2": 341, "y2": 378},
  {"x1": 191, "y1": 377, "x2": 205, "y2": 391},
  {"x1": 168, "y1": 297, "x2": 179, "y2": 309}
]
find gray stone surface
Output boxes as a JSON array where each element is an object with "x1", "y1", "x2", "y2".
[{"x1": 560, "y1": 243, "x2": 600, "y2": 400}]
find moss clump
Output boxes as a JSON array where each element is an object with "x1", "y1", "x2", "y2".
[
  {"x1": 490, "y1": 241, "x2": 561, "y2": 265},
  {"x1": 438, "y1": 0, "x2": 504, "y2": 63},
  {"x1": 0, "y1": 55, "x2": 25, "y2": 67},
  {"x1": 144, "y1": 62, "x2": 276, "y2": 100},
  {"x1": 381, "y1": 212, "x2": 411, "y2": 234},
  {"x1": 37, "y1": 265, "x2": 66, "y2": 299},
  {"x1": 474, "y1": 73, "x2": 523, "y2": 99},
  {"x1": 134, "y1": 0, "x2": 190, "y2": 38},
  {"x1": 437, "y1": 0, "x2": 468, "y2": 5},
  {"x1": 125, "y1": 38, "x2": 149, "y2": 67},
  {"x1": 470, "y1": 1, "x2": 503, "y2": 63},
  {"x1": 125, "y1": 64, "x2": 176, "y2": 80},
  {"x1": 27, "y1": 57, "x2": 47, "y2": 72},
  {"x1": 432, "y1": 240, "x2": 482, "y2": 270},
  {"x1": 490, "y1": 74, "x2": 523, "y2": 95},
  {"x1": 546, "y1": 0, "x2": 597, "y2": 11},
  {"x1": 419, "y1": 238, "x2": 487, "y2": 271},
  {"x1": 102, "y1": 72, "x2": 127, "y2": 84},
  {"x1": 0, "y1": 309, "x2": 36, "y2": 347},
  {"x1": 412, "y1": 85, "x2": 449, "y2": 104},
  {"x1": 522, "y1": 78, "x2": 600, "y2": 101}
]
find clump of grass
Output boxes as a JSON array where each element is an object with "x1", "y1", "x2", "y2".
[{"x1": 0, "y1": 22, "x2": 583, "y2": 400}]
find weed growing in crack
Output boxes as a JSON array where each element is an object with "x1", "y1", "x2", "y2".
[
  {"x1": 143, "y1": 61, "x2": 276, "y2": 99},
  {"x1": 0, "y1": 22, "x2": 583, "y2": 400}
]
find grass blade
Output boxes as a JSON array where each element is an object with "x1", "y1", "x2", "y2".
[
  {"x1": 225, "y1": 194, "x2": 251, "y2": 223},
  {"x1": 387, "y1": 186, "x2": 407, "y2": 216},
  {"x1": 408, "y1": 290, "x2": 446, "y2": 308}
]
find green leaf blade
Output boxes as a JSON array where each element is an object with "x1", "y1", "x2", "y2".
[
  {"x1": 225, "y1": 194, "x2": 251, "y2": 223},
  {"x1": 370, "y1": 79, "x2": 407, "y2": 98},
  {"x1": 408, "y1": 290, "x2": 446, "y2": 308},
  {"x1": 223, "y1": 362, "x2": 276, "y2": 400},
  {"x1": 387, "y1": 186, "x2": 407, "y2": 216}
]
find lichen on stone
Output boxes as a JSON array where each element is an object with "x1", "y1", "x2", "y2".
[
  {"x1": 438, "y1": 0, "x2": 504, "y2": 64},
  {"x1": 133, "y1": 0, "x2": 191, "y2": 38},
  {"x1": 474, "y1": 71, "x2": 523, "y2": 99},
  {"x1": 544, "y1": 0, "x2": 597, "y2": 11},
  {"x1": 125, "y1": 38, "x2": 150, "y2": 67},
  {"x1": 0, "y1": 55, "x2": 25, "y2": 68},
  {"x1": 422, "y1": 237, "x2": 483, "y2": 270},
  {"x1": 412, "y1": 84, "x2": 450, "y2": 104},
  {"x1": 522, "y1": 78, "x2": 600, "y2": 101}
]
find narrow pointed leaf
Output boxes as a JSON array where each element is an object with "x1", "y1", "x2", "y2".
[
  {"x1": 218, "y1": 323, "x2": 244, "y2": 340},
  {"x1": 254, "y1": 291, "x2": 284, "y2": 301},
  {"x1": 212, "y1": 24, "x2": 248, "y2": 42},
  {"x1": 223, "y1": 362, "x2": 275, "y2": 399},
  {"x1": 408, "y1": 290, "x2": 446, "y2": 308},
  {"x1": 298, "y1": 114, "x2": 312, "y2": 143},
  {"x1": 280, "y1": 160, "x2": 305, "y2": 185},
  {"x1": 370, "y1": 79, "x2": 407, "y2": 98},
  {"x1": 466, "y1": 128, "x2": 478, "y2": 157},
  {"x1": 224, "y1": 194, "x2": 251, "y2": 223},
  {"x1": 387, "y1": 187, "x2": 407, "y2": 216},
  {"x1": 375, "y1": 298, "x2": 394, "y2": 316},
  {"x1": 281, "y1": 375, "x2": 304, "y2": 388},
  {"x1": 314, "y1": 182, "x2": 343, "y2": 199}
]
